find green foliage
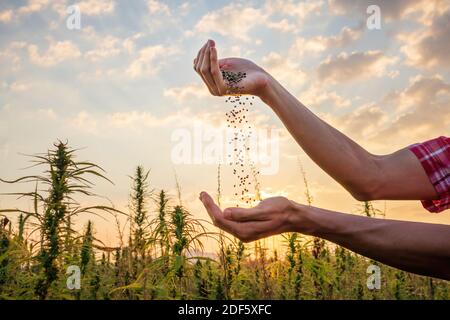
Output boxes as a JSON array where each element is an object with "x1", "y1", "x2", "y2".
[
  {"x1": 130, "y1": 166, "x2": 151, "y2": 262},
  {"x1": 0, "y1": 143, "x2": 449, "y2": 300},
  {"x1": 0, "y1": 141, "x2": 124, "y2": 299},
  {"x1": 0, "y1": 223, "x2": 10, "y2": 293},
  {"x1": 80, "y1": 221, "x2": 93, "y2": 275}
]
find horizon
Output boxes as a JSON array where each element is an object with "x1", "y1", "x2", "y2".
[{"x1": 1, "y1": 0, "x2": 449, "y2": 251}]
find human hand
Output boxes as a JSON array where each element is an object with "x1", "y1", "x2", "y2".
[
  {"x1": 193, "y1": 40, "x2": 270, "y2": 97},
  {"x1": 199, "y1": 191, "x2": 300, "y2": 242}
]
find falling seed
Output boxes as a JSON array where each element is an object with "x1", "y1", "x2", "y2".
[{"x1": 222, "y1": 70, "x2": 261, "y2": 208}]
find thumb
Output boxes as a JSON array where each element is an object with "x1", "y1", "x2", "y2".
[{"x1": 199, "y1": 192, "x2": 222, "y2": 225}]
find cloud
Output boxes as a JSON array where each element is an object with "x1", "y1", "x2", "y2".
[
  {"x1": 8, "y1": 82, "x2": 31, "y2": 92},
  {"x1": 383, "y1": 74, "x2": 450, "y2": 112},
  {"x1": 81, "y1": 27, "x2": 144, "y2": 60},
  {"x1": 334, "y1": 75, "x2": 450, "y2": 148},
  {"x1": 0, "y1": 0, "x2": 57, "y2": 24},
  {"x1": 0, "y1": 0, "x2": 115, "y2": 24},
  {"x1": 123, "y1": 33, "x2": 145, "y2": 54},
  {"x1": 68, "y1": 108, "x2": 198, "y2": 134},
  {"x1": 143, "y1": 107, "x2": 270, "y2": 129},
  {"x1": 194, "y1": 1, "x2": 324, "y2": 40},
  {"x1": 329, "y1": 0, "x2": 450, "y2": 27},
  {"x1": 147, "y1": 0, "x2": 171, "y2": 16},
  {"x1": 416, "y1": 1, "x2": 450, "y2": 25},
  {"x1": 375, "y1": 76, "x2": 450, "y2": 144},
  {"x1": 333, "y1": 103, "x2": 387, "y2": 139},
  {"x1": 262, "y1": 52, "x2": 307, "y2": 89},
  {"x1": 399, "y1": 9, "x2": 450, "y2": 70},
  {"x1": 320, "y1": 25, "x2": 363, "y2": 47},
  {"x1": 84, "y1": 36, "x2": 122, "y2": 62},
  {"x1": 28, "y1": 41, "x2": 81, "y2": 67},
  {"x1": 37, "y1": 108, "x2": 58, "y2": 120},
  {"x1": 0, "y1": 42, "x2": 28, "y2": 71},
  {"x1": 178, "y1": 2, "x2": 191, "y2": 16},
  {"x1": 17, "y1": 0, "x2": 50, "y2": 16},
  {"x1": 290, "y1": 25, "x2": 363, "y2": 56},
  {"x1": 267, "y1": 19, "x2": 298, "y2": 33},
  {"x1": 164, "y1": 83, "x2": 209, "y2": 102},
  {"x1": 70, "y1": 111, "x2": 98, "y2": 134},
  {"x1": 265, "y1": 0, "x2": 324, "y2": 20},
  {"x1": 125, "y1": 44, "x2": 178, "y2": 78},
  {"x1": 77, "y1": 0, "x2": 115, "y2": 16},
  {"x1": 194, "y1": 3, "x2": 266, "y2": 42},
  {"x1": 317, "y1": 51, "x2": 397, "y2": 83},
  {"x1": 218, "y1": 44, "x2": 257, "y2": 58},
  {"x1": 107, "y1": 109, "x2": 193, "y2": 129},
  {"x1": 77, "y1": 68, "x2": 118, "y2": 81},
  {"x1": 66, "y1": 106, "x2": 273, "y2": 136},
  {"x1": 0, "y1": 10, "x2": 13, "y2": 23},
  {"x1": 299, "y1": 83, "x2": 352, "y2": 109},
  {"x1": 329, "y1": 0, "x2": 419, "y2": 20}
]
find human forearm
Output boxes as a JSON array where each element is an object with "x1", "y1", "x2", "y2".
[
  {"x1": 194, "y1": 42, "x2": 437, "y2": 200},
  {"x1": 290, "y1": 204, "x2": 450, "y2": 280},
  {"x1": 200, "y1": 192, "x2": 450, "y2": 279},
  {"x1": 259, "y1": 76, "x2": 380, "y2": 199}
]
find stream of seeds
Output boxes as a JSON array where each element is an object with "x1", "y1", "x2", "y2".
[{"x1": 222, "y1": 70, "x2": 259, "y2": 206}]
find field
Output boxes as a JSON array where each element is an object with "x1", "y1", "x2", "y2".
[{"x1": 0, "y1": 141, "x2": 449, "y2": 300}]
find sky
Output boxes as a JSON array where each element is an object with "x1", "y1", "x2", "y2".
[{"x1": 0, "y1": 0, "x2": 449, "y2": 249}]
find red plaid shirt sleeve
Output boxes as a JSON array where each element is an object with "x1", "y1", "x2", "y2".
[{"x1": 408, "y1": 136, "x2": 450, "y2": 213}]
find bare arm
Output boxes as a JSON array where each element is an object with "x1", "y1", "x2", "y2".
[
  {"x1": 194, "y1": 40, "x2": 438, "y2": 201},
  {"x1": 200, "y1": 192, "x2": 450, "y2": 280},
  {"x1": 259, "y1": 76, "x2": 437, "y2": 201},
  {"x1": 295, "y1": 205, "x2": 450, "y2": 279}
]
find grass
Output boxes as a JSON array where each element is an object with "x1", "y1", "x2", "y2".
[{"x1": 0, "y1": 141, "x2": 449, "y2": 300}]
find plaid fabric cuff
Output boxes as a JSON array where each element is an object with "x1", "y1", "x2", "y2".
[{"x1": 409, "y1": 136, "x2": 450, "y2": 213}]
